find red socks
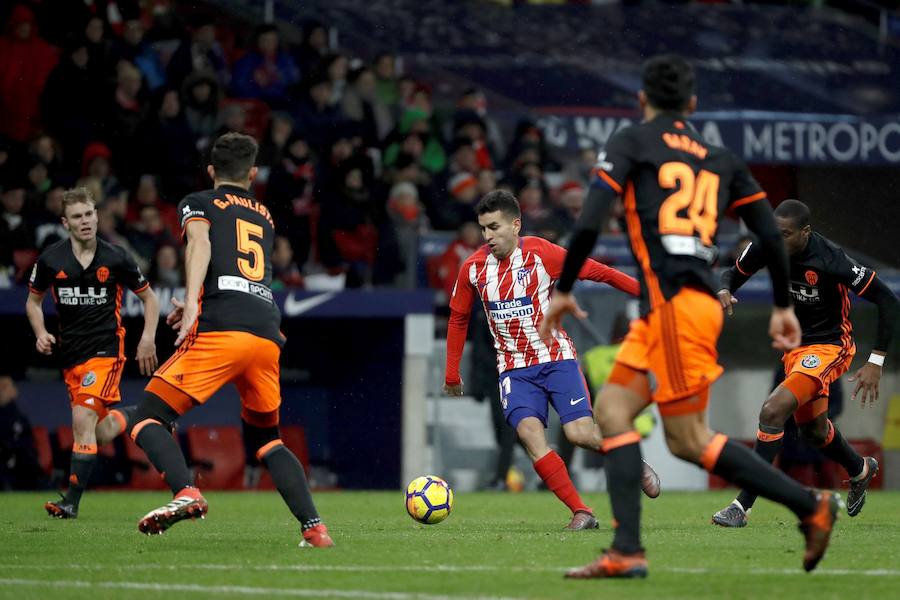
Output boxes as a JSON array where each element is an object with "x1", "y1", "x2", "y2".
[{"x1": 533, "y1": 450, "x2": 590, "y2": 515}]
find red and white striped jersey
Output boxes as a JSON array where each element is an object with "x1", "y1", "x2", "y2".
[{"x1": 446, "y1": 236, "x2": 638, "y2": 379}]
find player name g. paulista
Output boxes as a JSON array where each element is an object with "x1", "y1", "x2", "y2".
[
  {"x1": 56, "y1": 286, "x2": 108, "y2": 306},
  {"x1": 217, "y1": 275, "x2": 273, "y2": 303},
  {"x1": 487, "y1": 297, "x2": 535, "y2": 321}
]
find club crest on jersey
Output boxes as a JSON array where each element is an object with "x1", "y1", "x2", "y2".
[
  {"x1": 487, "y1": 297, "x2": 534, "y2": 321},
  {"x1": 81, "y1": 371, "x2": 96, "y2": 387},
  {"x1": 801, "y1": 354, "x2": 821, "y2": 369},
  {"x1": 516, "y1": 266, "x2": 533, "y2": 285},
  {"x1": 805, "y1": 270, "x2": 818, "y2": 286},
  {"x1": 96, "y1": 266, "x2": 110, "y2": 283}
]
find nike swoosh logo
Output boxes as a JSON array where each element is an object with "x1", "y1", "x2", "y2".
[
  {"x1": 283, "y1": 292, "x2": 337, "y2": 317},
  {"x1": 570, "y1": 397, "x2": 585, "y2": 406}
]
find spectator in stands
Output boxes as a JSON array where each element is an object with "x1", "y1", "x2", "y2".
[
  {"x1": 126, "y1": 175, "x2": 180, "y2": 239},
  {"x1": 166, "y1": 12, "x2": 228, "y2": 89},
  {"x1": 556, "y1": 180, "x2": 585, "y2": 233},
  {"x1": 477, "y1": 169, "x2": 497, "y2": 197},
  {"x1": 29, "y1": 185, "x2": 68, "y2": 250},
  {"x1": 563, "y1": 145, "x2": 601, "y2": 188},
  {"x1": 257, "y1": 112, "x2": 295, "y2": 169},
  {"x1": 1, "y1": 182, "x2": 33, "y2": 255},
  {"x1": 181, "y1": 71, "x2": 221, "y2": 150},
  {"x1": 25, "y1": 157, "x2": 52, "y2": 205},
  {"x1": 140, "y1": 88, "x2": 200, "y2": 200},
  {"x1": 319, "y1": 53, "x2": 349, "y2": 107},
  {"x1": 374, "y1": 51, "x2": 401, "y2": 107},
  {"x1": 41, "y1": 36, "x2": 102, "y2": 170},
  {"x1": 505, "y1": 119, "x2": 558, "y2": 172},
  {"x1": 0, "y1": 4, "x2": 59, "y2": 143},
  {"x1": 149, "y1": 243, "x2": 183, "y2": 288},
  {"x1": 384, "y1": 108, "x2": 446, "y2": 176},
  {"x1": 342, "y1": 65, "x2": 394, "y2": 147},
  {"x1": 453, "y1": 88, "x2": 504, "y2": 161},
  {"x1": 430, "y1": 172, "x2": 478, "y2": 231},
  {"x1": 265, "y1": 132, "x2": 315, "y2": 267},
  {"x1": 433, "y1": 221, "x2": 483, "y2": 300},
  {"x1": 0, "y1": 374, "x2": 46, "y2": 491},
  {"x1": 231, "y1": 24, "x2": 300, "y2": 109},
  {"x1": 517, "y1": 178, "x2": 564, "y2": 242},
  {"x1": 82, "y1": 14, "x2": 109, "y2": 79},
  {"x1": 271, "y1": 235, "x2": 304, "y2": 290},
  {"x1": 97, "y1": 200, "x2": 141, "y2": 267},
  {"x1": 110, "y1": 17, "x2": 166, "y2": 92},
  {"x1": 451, "y1": 111, "x2": 494, "y2": 170},
  {"x1": 126, "y1": 203, "x2": 175, "y2": 264},
  {"x1": 446, "y1": 136, "x2": 480, "y2": 177},
  {"x1": 106, "y1": 61, "x2": 149, "y2": 183},
  {"x1": 387, "y1": 182, "x2": 430, "y2": 284},
  {"x1": 81, "y1": 142, "x2": 122, "y2": 202},
  {"x1": 319, "y1": 158, "x2": 379, "y2": 287},
  {"x1": 295, "y1": 75, "x2": 344, "y2": 154},
  {"x1": 294, "y1": 20, "x2": 330, "y2": 79},
  {"x1": 215, "y1": 102, "x2": 248, "y2": 139},
  {"x1": 28, "y1": 135, "x2": 66, "y2": 187}
]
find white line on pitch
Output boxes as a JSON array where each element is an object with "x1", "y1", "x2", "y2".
[
  {"x1": 0, "y1": 578, "x2": 524, "y2": 600},
  {"x1": 6, "y1": 564, "x2": 900, "y2": 577}
]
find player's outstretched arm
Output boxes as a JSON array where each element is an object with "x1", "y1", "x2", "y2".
[
  {"x1": 719, "y1": 242, "x2": 763, "y2": 315},
  {"x1": 849, "y1": 276, "x2": 900, "y2": 407},
  {"x1": 443, "y1": 308, "x2": 470, "y2": 397},
  {"x1": 734, "y1": 199, "x2": 799, "y2": 350},
  {"x1": 579, "y1": 259, "x2": 639, "y2": 297},
  {"x1": 541, "y1": 185, "x2": 615, "y2": 340},
  {"x1": 25, "y1": 290, "x2": 55, "y2": 355},
  {"x1": 176, "y1": 219, "x2": 212, "y2": 347},
  {"x1": 135, "y1": 286, "x2": 160, "y2": 376}
]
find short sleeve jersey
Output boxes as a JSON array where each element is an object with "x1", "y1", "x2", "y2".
[
  {"x1": 29, "y1": 238, "x2": 149, "y2": 368},
  {"x1": 732, "y1": 233, "x2": 875, "y2": 347},
  {"x1": 593, "y1": 114, "x2": 766, "y2": 315},
  {"x1": 177, "y1": 184, "x2": 283, "y2": 346}
]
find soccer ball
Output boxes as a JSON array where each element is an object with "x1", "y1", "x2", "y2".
[{"x1": 405, "y1": 475, "x2": 453, "y2": 524}]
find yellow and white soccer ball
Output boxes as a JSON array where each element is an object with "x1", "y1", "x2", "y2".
[{"x1": 405, "y1": 475, "x2": 454, "y2": 524}]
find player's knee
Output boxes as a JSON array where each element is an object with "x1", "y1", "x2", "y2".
[
  {"x1": 758, "y1": 396, "x2": 790, "y2": 428},
  {"x1": 242, "y1": 419, "x2": 281, "y2": 459},
  {"x1": 664, "y1": 430, "x2": 704, "y2": 463},
  {"x1": 800, "y1": 421, "x2": 828, "y2": 446},
  {"x1": 564, "y1": 421, "x2": 597, "y2": 449},
  {"x1": 71, "y1": 408, "x2": 99, "y2": 437},
  {"x1": 126, "y1": 392, "x2": 179, "y2": 439}
]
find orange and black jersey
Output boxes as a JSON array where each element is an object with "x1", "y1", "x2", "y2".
[
  {"x1": 177, "y1": 184, "x2": 284, "y2": 347},
  {"x1": 592, "y1": 115, "x2": 766, "y2": 315},
  {"x1": 29, "y1": 238, "x2": 149, "y2": 368},
  {"x1": 725, "y1": 232, "x2": 875, "y2": 348}
]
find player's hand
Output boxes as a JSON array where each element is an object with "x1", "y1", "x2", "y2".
[
  {"x1": 136, "y1": 334, "x2": 158, "y2": 376},
  {"x1": 539, "y1": 292, "x2": 587, "y2": 342},
  {"x1": 443, "y1": 381, "x2": 464, "y2": 396},
  {"x1": 718, "y1": 289, "x2": 738, "y2": 316},
  {"x1": 166, "y1": 297, "x2": 185, "y2": 330},
  {"x1": 35, "y1": 331, "x2": 56, "y2": 355},
  {"x1": 768, "y1": 306, "x2": 801, "y2": 351},
  {"x1": 174, "y1": 299, "x2": 199, "y2": 347},
  {"x1": 849, "y1": 361, "x2": 882, "y2": 408}
]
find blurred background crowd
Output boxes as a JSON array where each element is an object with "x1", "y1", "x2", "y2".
[{"x1": 0, "y1": 0, "x2": 613, "y2": 293}]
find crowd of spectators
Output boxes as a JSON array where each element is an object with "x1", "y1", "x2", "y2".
[{"x1": 0, "y1": 0, "x2": 612, "y2": 291}]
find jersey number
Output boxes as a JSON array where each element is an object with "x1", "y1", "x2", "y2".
[
  {"x1": 236, "y1": 219, "x2": 265, "y2": 282},
  {"x1": 658, "y1": 162, "x2": 720, "y2": 246}
]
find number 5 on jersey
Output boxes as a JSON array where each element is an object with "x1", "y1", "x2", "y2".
[
  {"x1": 236, "y1": 218, "x2": 264, "y2": 282},
  {"x1": 658, "y1": 162, "x2": 720, "y2": 246}
]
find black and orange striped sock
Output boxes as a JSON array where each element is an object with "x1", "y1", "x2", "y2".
[
  {"x1": 63, "y1": 443, "x2": 98, "y2": 507},
  {"x1": 702, "y1": 433, "x2": 817, "y2": 518},
  {"x1": 735, "y1": 424, "x2": 784, "y2": 511},
  {"x1": 602, "y1": 431, "x2": 643, "y2": 554},
  {"x1": 817, "y1": 420, "x2": 865, "y2": 478}
]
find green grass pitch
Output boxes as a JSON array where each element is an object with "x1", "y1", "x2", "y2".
[{"x1": 2, "y1": 490, "x2": 898, "y2": 599}]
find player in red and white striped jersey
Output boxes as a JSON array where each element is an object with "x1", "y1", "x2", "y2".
[{"x1": 444, "y1": 190, "x2": 660, "y2": 530}]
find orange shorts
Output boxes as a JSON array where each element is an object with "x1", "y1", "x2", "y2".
[
  {"x1": 782, "y1": 343, "x2": 855, "y2": 423},
  {"x1": 62, "y1": 356, "x2": 124, "y2": 419},
  {"x1": 148, "y1": 330, "x2": 282, "y2": 418},
  {"x1": 614, "y1": 286, "x2": 723, "y2": 414}
]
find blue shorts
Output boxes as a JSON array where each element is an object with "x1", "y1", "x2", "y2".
[{"x1": 498, "y1": 359, "x2": 593, "y2": 430}]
